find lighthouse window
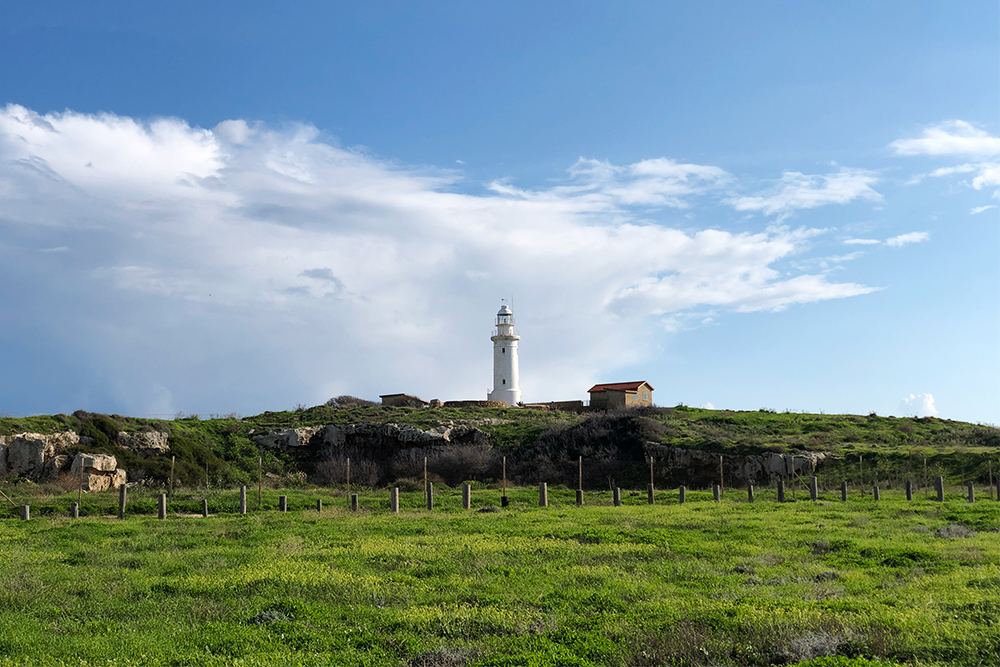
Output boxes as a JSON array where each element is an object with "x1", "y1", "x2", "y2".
[
  {"x1": 502, "y1": 348, "x2": 505, "y2": 353},
  {"x1": 503, "y1": 379, "x2": 506, "y2": 385}
]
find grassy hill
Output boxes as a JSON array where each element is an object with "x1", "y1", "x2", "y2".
[{"x1": 1, "y1": 405, "x2": 997, "y2": 491}]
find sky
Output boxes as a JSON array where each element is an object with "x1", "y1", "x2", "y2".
[{"x1": 0, "y1": 1, "x2": 997, "y2": 422}]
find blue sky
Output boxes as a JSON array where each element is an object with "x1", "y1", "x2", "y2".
[{"x1": 1, "y1": 1, "x2": 997, "y2": 422}]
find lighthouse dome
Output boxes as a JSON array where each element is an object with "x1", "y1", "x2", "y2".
[{"x1": 498, "y1": 304, "x2": 513, "y2": 316}]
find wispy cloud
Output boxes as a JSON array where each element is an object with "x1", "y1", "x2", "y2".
[
  {"x1": 490, "y1": 157, "x2": 732, "y2": 209},
  {"x1": 728, "y1": 168, "x2": 881, "y2": 219},
  {"x1": 971, "y1": 205, "x2": 997, "y2": 215},
  {"x1": 885, "y1": 232, "x2": 929, "y2": 248},
  {"x1": 893, "y1": 121, "x2": 1000, "y2": 196},
  {"x1": 843, "y1": 238, "x2": 880, "y2": 245},
  {"x1": 891, "y1": 120, "x2": 1000, "y2": 157}
]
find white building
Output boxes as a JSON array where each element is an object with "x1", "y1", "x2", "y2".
[{"x1": 487, "y1": 302, "x2": 521, "y2": 406}]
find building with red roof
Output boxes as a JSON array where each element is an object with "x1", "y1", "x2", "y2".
[{"x1": 587, "y1": 381, "x2": 654, "y2": 410}]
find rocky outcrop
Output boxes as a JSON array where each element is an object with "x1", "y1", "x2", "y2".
[
  {"x1": 645, "y1": 443, "x2": 826, "y2": 486},
  {"x1": 0, "y1": 432, "x2": 79, "y2": 479},
  {"x1": 70, "y1": 453, "x2": 127, "y2": 491},
  {"x1": 253, "y1": 427, "x2": 320, "y2": 450},
  {"x1": 443, "y1": 400, "x2": 508, "y2": 408},
  {"x1": 116, "y1": 431, "x2": 170, "y2": 456}
]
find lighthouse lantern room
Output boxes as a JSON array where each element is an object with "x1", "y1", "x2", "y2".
[{"x1": 488, "y1": 301, "x2": 521, "y2": 406}]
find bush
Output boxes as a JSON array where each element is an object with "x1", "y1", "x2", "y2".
[{"x1": 325, "y1": 395, "x2": 377, "y2": 409}]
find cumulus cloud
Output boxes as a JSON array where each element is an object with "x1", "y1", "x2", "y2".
[
  {"x1": 885, "y1": 232, "x2": 929, "y2": 248},
  {"x1": 0, "y1": 104, "x2": 879, "y2": 413},
  {"x1": 971, "y1": 205, "x2": 997, "y2": 215},
  {"x1": 699, "y1": 402, "x2": 714, "y2": 409},
  {"x1": 728, "y1": 168, "x2": 881, "y2": 219},
  {"x1": 891, "y1": 120, "x2": 1000, "y2": 156},
  {"x1": 900, "y1": 393, "x2": 937, "y2": 417}
]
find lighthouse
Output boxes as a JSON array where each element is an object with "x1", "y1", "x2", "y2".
[{"x1": 488, "y1": 301, "x2": 521, "y2": 406}]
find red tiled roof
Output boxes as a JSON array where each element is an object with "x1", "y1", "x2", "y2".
[{"x1": 587, "y1": 381, "x2": 654, "y2": 393}]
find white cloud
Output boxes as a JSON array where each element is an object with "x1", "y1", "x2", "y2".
[
  {"x1": 0, "y1": 104, "x2": 879, "y2": 412},
  {"x1": 885, "y1": 232, "x2": 929, "y2": 248},
  {"x1": 843, "y1": 238, "x2": 880, "y2": 245},
  {"x1": 971, "y1": 205, "x2": 997, "y2": 215},
  {"x1": 490, "y1": 156, "x2": 732, "y2": 209},
  {"x1": 699, "y1": 402, "x2": 714, "y2": 409},
  {"x1": 891, "y1": 120, "x2": 1000, "y2": 157},
  {"x1": 728, "y1": 168, "x2": 881, "y2": 219},
  {"x1": 900, "y1": 393, "x2": 937, "y2": 417},
  {"x1": 912, "y1": 161, "x2": 1000, "y2": 190}
]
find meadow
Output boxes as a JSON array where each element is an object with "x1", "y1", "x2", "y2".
[{"x1": 0, "y1": 484, "x2": 997, "y2": 666}]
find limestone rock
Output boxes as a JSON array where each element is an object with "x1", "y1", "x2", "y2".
[
  {"x1": 644, "y1": 443, "x2": 826, "y2": 486},
  {"x1": 117, "y1": 431, "x2": 170, "y2": 456},
  {"x1": 3, "y1": 432, "x2": 78, "y2": 477},
  {"x1": 71, "y1": 453, "x2": 118, "y2": 474},
  {"x1": 253, "y1": 427, "x2": 319, "y2": 450},
  {"x1": 82, "y1": 472, "x2": 112, "y2": 492},
  {"x1": 41, "y1": 454, "x2": 72, "y2": 480}
]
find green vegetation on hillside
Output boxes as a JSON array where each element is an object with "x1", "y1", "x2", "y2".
[
  {"x1": 1, "y1": 406, "x2": 997, "y2": 489},
  {"x1": 0, "y1": 489, "x2": 997, "y2": 666}
]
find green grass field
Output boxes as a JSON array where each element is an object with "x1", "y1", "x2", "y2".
[{"x1": 1, "y1": 485, "x2": 997, "y2": 666}]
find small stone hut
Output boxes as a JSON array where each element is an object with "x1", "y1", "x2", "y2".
[{"x1": 588, "y1": 381, "x2": 654, "y2": 410}]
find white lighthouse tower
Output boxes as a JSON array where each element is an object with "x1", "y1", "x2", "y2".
[{"x1": 488, "y1": 301, "x2": 521, "y2": 406}]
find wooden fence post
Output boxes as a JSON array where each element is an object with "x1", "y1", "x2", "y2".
[
  {"x1": 809, "y1": 476, "x2": 818, "y2": 501},
  {"x1": 935, "y1": 476, "x2": 944, "y2": 502},
  {"x1": 905, "y1": 480, "x2": 912, "y2": 501},
  {"x1": 118, "y1": 484, "x2": 127, "y2": 520},
  {"x1": 316, "y1": 499, "x2": 322, "y2": 513},
  {"x1": 501, "y1": 456, "x2": 508, "y2": 507},
  {"x1": 202, "y1": 499, "x2": 208, "y2": 518},
  {"x1": 748, "y1": 484, "x2": 754, "y2": 503},
  {"x1": 539, "y1": 482, "x2": 548, "y2": 507},
  {"x1": 279, "y1": 495, "x2": 287, "y2": 512},
  {"x1": 390, "y1": 487, "x2": 399, "y2": 514},
  {"x1": 576, "y1": 456, "x2": 583, "y2": 506},
  {"x1": 719, "y1": 455, "x2": 724, "y2": 499},
  {"x1": 463, "y1": 483, "x2": 472, "y2": 510},
  {"x1": 71, "y1": 502, "x2": 79, "y2": 519},
  {"x1": 20, "y1": 505, "x2": 29, "y2": 521},
  {"x1": 239, "y1": 485, "x2": 247, "y2": 514},
  {"x1": 613, "y1": 487, "x2": 621, "y2": 506},
  {"x1": 157, "y1": 493, "x2": 166, "y2": 520},
  {"x1": 713, "y1": 483, "x2": 720, "y2": 502},
  {"x1": 873, "y1": 486, "x2": 880, "y2": 500},
  {"x1": 647, "y1": 483, "x2": 655, "y2": 505},
  {"x1": 777, "y1": 479, "x2": 785, "y2": 503},
  {"x1": 678, "y1": 486, "x2": 686, "y2": 504},
  {"x1": 840, "y1": 481, "x2": 847, "y2": 501},
  {"x1": 649, "y1": 456, "x2": 655, "y2": 500},
  {"x1": 967, "y1": 481, "x2": 975, "y2": 503},
  {"x1": 425, "y1": 482, "x2": 433, "y2": 511},
  {"x1": 352, "y1": 494, "x2": 360, "y2": 512}
]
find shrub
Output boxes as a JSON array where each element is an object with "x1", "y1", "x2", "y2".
[{"x1": 325, "y1": 395, "x2": 377, "y2": 409}]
